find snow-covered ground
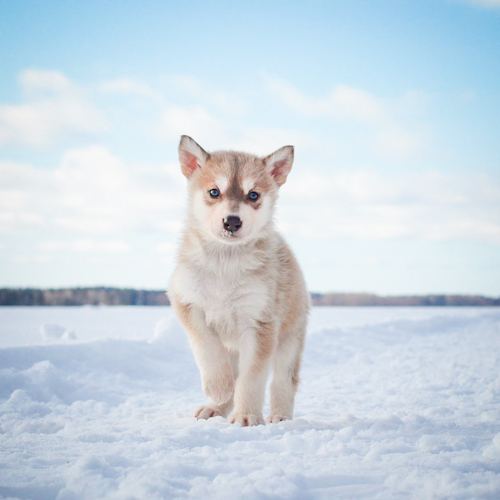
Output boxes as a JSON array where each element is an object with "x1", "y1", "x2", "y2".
[{"x1": 1, "y1": 306, "x2": 500, "y2": 499}]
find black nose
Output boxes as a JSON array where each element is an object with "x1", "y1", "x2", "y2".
[{"x1": 223, "y1": 215, "x2": 242, "y2": 232}]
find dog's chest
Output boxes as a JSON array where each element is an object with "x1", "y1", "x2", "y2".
[{"x1": 174, "y1": 249, "x2": 272, "y2": 338}]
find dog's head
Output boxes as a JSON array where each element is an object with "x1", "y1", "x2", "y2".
[{"x1": 178, "y1": 135, "x2": 294, "y2": 245}]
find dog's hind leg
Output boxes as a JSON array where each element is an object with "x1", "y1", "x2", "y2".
[{"x1": 266, "y1": 319, "x2": 306, "y2": 423}]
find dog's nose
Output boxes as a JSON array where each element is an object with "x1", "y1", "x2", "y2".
[{"x1": 223, "y1": 215, "x2": 242, "y2": 232}]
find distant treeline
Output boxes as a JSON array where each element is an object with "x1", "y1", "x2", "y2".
[
  {"x1": 0, "y1": 288, "x2": 499, "y2": 306},
  {"x1": 310, "y1": 293, "x2": 500, "y2": 307},
  {"x1": 0, "y1": 287, "x2": 170, "y2": 306}
]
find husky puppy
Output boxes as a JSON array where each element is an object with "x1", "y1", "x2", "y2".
[{"x1": 168, "y1": 136, "x2": 309, "y2": 426}]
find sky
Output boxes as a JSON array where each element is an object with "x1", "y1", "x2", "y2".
[{"x1": 0, "y1": 0, "x2": 499, "y2": 295}]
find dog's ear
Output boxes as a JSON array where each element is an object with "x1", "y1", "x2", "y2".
[
  {"x1": 178, "y1": 135, "x2": 209, "y2": 178},
  {"x1": 263, "y1": 145, "x2": 294, "y2": 186}
]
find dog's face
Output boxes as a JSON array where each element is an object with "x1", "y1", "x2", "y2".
[{"x1": 179, "y1": 136, "x2": 294, "y2": 245}]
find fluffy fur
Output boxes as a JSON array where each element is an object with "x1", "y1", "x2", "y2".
[{"x1": 168, "y1": 135, "x2": 310, "y2": 426}]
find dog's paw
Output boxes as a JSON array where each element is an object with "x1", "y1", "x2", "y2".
[
  {"x1": 202, "y1": 373, "x2": 234, "y2": 405},
  {"x1": 229, "y1": 413, "x2": 264, "y2": 427},
  {"x1": 266, "y1": 414, "x2": 291, "y2": 424},
  {"x1": 194, "y1": 404, "x2": 228, "y2": 420}
]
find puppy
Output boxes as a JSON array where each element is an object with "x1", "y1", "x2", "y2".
[{"x1": 168, "y1": 136, "x2": 309, "y2": 426}]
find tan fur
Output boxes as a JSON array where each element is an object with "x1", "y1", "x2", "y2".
[
  {"x1": 251, "y1": 320, "x2": 276, "y2": 375},
  {"x1": 168, "y1": 135, "x2": 310, "y2": 426}
]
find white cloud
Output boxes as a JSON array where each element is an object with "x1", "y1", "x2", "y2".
[
  {"x1": 40, "y1": 239, "x2": 131, "y2": 253},
  {"x1": 158, "y1": 103, "x2": 317, "y2": 155},
  {"x1": 463, "y1": 0, "x2": 500, "y2": 8},
  {"x1": 20, "y1": 70, "x2": 72, "y2": 96},
  {"x1": 12, "y1": 255, "x2": 53, "y2": 264},
  {"x1": 4, "y1": 71, "x2": 497, "y2": 253},
  {"x1": 0, "y1": 70, "x2": 108, "y2": 148},
  {"x1": 153, "y1": 242, "x2": 176, "y2": 253},
  {"x1": 0, "y1": 161, "x2": 54, "y2": 230},
  {"x1": 101, "y1": 73, "x2": 298, "y2": 153},
  {"x1": 153, "y1": 241, "x2": 177, "y2": 265},
  {"x1": 0, "y1": 146, "x2": 186, "y2": 235},
  {"x1": 265, "y1": 76, "x2": 384, "y2": 123},
  {"x1": 158, "y1": 105, "x2": 227, "y2": 146},
  {"x1": 99, "y1": 73, "x2": 315, "y2": 156},
  {"x1": 52, "y1": 146, "x2": 186, "y2": 234},
  {"x1": 231, "y1": 127, "x2": 320, "y2": 157},
  {"x1": 403, "y1": 90, "x2": 433, "y2": 111},
  {"x1": 166, "y1": 74, "x2": 249, "y2": 114},
  {"x1": 264, "y1": 75, "x2": 425, "y2": 161},
  {"x1": 100, "y1": 74, "x2": 249, "y2": 117},
  {"x1": 374, "y1": 126, "x2": 424, "y2": 160},
  {"x1": 280, "y1": 170, "x2": 500, "y2": 245},
  {"x1": 99, "y1": 77, "x2": 164, "y2": 103},
  {"x1": 3, "y1": 145, "x2": 498, "y2": 248}
]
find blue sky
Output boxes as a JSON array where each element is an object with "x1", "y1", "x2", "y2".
[{"x1": 1, "y1": 0, "x2": 499, "y2": 295}]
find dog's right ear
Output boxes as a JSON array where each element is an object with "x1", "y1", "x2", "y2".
[{"x1": 178, "y1": 135, "x2": 209, "y2": 178}]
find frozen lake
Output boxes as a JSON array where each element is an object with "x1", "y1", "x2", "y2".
[{"x1": 1, "y1": 306, "x2": 499, "y2": 499}]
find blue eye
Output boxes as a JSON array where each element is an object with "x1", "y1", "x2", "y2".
[
  {"x1": 248, "y1": 191, "x2": 259, "y2": 201},
  {"x1": 209, "y1": 188, "x2": 220, "y2": 198}
]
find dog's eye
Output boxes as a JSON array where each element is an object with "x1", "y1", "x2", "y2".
[
  {"x1": 248, "y1": 191, "x2": 259, "y2": 201},
  {"x1": 209, "y1": 188, "x2": 220, "y2": 198}
]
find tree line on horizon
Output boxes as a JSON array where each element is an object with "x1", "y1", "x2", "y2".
[{"x1": 0, "y1": 288, "x2": 499, "y2": 307}]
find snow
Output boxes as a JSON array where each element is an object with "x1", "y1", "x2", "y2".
[{"x1": 1, "y1": 306, "x2": 500, "y2": 499}]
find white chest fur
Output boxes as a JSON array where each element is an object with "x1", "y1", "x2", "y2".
[{"x1": 171, "y1": 242, "x2": 275, "y2": 346}]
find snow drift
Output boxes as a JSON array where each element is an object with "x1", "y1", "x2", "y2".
[{"x1": 1, "y1": 307, "x2": 499, "y2": 499}]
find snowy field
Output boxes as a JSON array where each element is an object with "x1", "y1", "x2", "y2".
[{"x1": 1, "y1": 306, "x2": 500, "y2": 500}]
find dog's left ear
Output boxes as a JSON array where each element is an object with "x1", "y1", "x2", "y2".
[
  {"x1": 179, "y1": 135, "x2": 210, "y2": 178},
  {"x1": 263, "y1": 145, "x2": 294, "y2": 186}
]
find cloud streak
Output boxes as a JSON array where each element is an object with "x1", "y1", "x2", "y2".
[
  {"x1": 464, "y1": 0, "x2": 500, "y2": 9},
  {"x1": 280, "y1": 170, "x2": 500, "y2": 245},
  {"x1": 0, "y1": 70, "x2": 108, "y2": 148},
  {"x1": 0, "y1": 146, "x2": 186, "y2": 236},
  {"x1": 264, "y1": 75, "x2": 425, "y2": 161},
  {"x1": 157, "y1": 103, "x2": 317, "y2": 155},
  {"x1": 39, "y1": 239, "x2": 131, "y2": 253}
]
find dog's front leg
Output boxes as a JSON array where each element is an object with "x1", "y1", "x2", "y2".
[
  {"x1": 193, "y1": 335, "x2": 234, "y2": 409},
  {"x1": 173, "y1": 301, "x2": 234, "y2": 413},
  {"x1": 229, "y1": 322, "x2": 275, "y2": 426},
  {"x1": 193, "y1": 350, "x2": 239, "y2": 419}
]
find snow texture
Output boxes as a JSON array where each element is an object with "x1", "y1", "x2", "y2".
[{"x1": 1, "y1": 306, "x2": 500, "y2": 499}]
